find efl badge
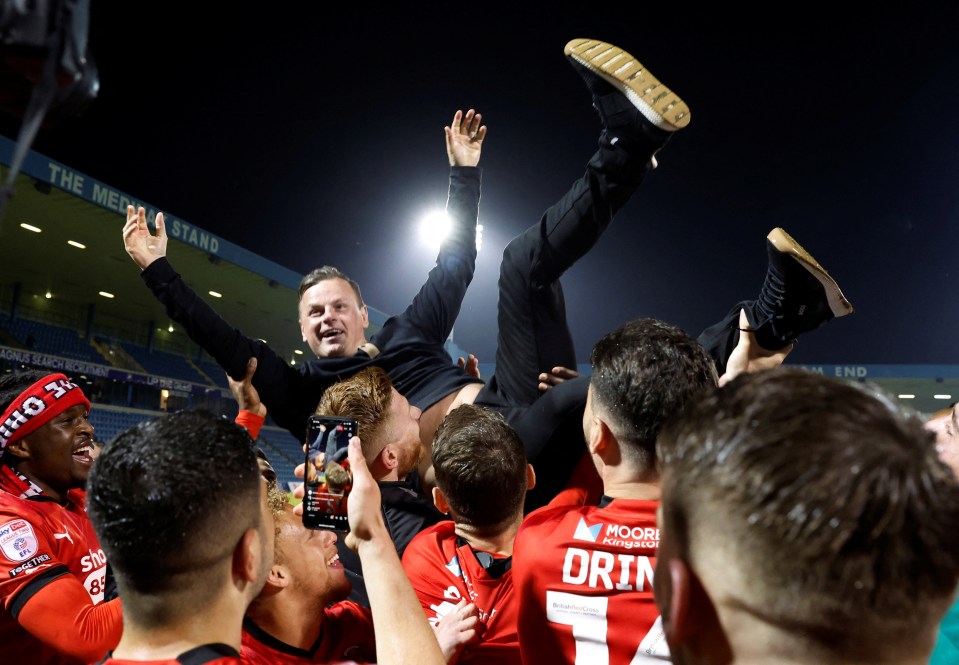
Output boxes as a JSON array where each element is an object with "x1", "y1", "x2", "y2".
[{"x1": 0, "y1": 519, "x2": 39, "y2": 561}]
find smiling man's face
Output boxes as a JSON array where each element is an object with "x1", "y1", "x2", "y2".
[
  {"x1": 15, "y1": 404, "x2": 95, "y2": 501},
  {"x1": 274, "y1": 504, "x2": 350, "y2": 602},
  {"x1": 298, "y1": 277, "x2": 369, "y2": 358}
]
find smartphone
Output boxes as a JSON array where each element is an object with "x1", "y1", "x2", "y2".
[{"x1": 303, "y1": 415, "x2": 357, "y2": 531}]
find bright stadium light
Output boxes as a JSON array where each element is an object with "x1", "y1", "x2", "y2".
[
  {"x1": 419, "y1": 210, "x2": 451, "y2": 249},
  {"x1": 419, "y1": 211, "x2": 483, "y2": 252},
  {"x1": 208, "y1": 290, "x2": 222, "y2": 298},
  {"x1": 67, "y1": 240, "x2": 86, "y2": 249},
  {"x1": 20, "y1": 223, "x2": 41, "y2": 233}
]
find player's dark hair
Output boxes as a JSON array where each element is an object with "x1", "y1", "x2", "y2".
[
  {"x1": 0, "y1": 369, "x2": 50, "y2": 412},
  {"x1": 658, "y1": 368, "x2": 959, "y2": 655},
  {"x1": 432, "y1": 404, "x2": 528, "y2": 529},
  {"x1": 87, "y1": 409, "x2": 262, "y2": 615},
  {"x1": 589, "y1": 318, "x2": 717, "y2": 468},
  {"x1": 299, "y1": 265, "x2": 365, "y2": 307}
]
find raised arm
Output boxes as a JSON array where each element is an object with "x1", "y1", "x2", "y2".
[
  {"x1": 344, "y1": 436, "x2": 448, "y2": 665},
  {"x1": 375, "y1": 110, "x2": 486, "y2": 353},
  {"x1": 121, "y1": 205, "x2": 324, "y2": 439}
]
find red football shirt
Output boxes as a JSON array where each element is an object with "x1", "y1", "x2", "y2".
[
  {"x1": 0, "y1": 486, "x2": 118, "y2": 664},
  {"x1": 513, "y1": 498, "x2": 670, "y2": 664},
  {"x1": 96, "y1": 643, "x2": 240, "y2": 664},
  {"x1": 240, "y1": 602, "x2": 375, "y2": 664},
  {"x1": 402, "y1": 520, "x2": 520, "y2": 665}
]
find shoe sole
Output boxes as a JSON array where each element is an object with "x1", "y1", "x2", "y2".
[
  {"x1": 767, "y1": 227, "x2": 854, "y2": 318},
  {"x1": 564, "y1": 38, "x2": 690, "y2": 131}
]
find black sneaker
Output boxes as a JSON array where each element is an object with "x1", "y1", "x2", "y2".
[
  {"x1": 748, "y1": 227, "x2": 854, "y2": 351},
  {"x1": 564, "y1": 38, "x2": 691, "y2": 139}
]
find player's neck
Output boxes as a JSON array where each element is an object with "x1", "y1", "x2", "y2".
[
  {"x1": 454, "y1": 512, "x2": 522, "y2": 556},
  {"x1": 113, "y1": 598, "x2": 244, "y2": 659},
  {"x1": 601, "y1": 477, "x2": 661, "y2": 501},
  {"x1": 247, "y1": 594, "x2": 325, "y2": 650}
]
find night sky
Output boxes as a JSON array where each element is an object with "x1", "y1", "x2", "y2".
[{"x1": 14, "y1": 2, "x2": 959, "y2": 365}]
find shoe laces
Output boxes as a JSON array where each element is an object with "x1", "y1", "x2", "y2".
[{"x1": 757, "y1": 267, "x2": 787, "y2": 320}]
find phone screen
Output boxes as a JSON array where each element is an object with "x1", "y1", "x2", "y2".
[{"x1": 303, "y1": 415, "x2": 357, "y2": 531}]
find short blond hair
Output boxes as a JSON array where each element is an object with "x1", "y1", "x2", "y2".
[{"x1": 316, "y1": 366, "x2": 393, "y2": 462}]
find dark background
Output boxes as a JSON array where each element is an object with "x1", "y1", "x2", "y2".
[{"x1": 12, "y1": 2, "x2": 959, "y2": 365}]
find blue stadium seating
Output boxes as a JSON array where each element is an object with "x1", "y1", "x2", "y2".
[
  {"x1": 88, "y1": 405, "x2": 156, "y2": 444},
  {"x1": 120, "y1": 342, "x2": 209, "y2": 385},
  {"x1": 257, "y1": 425, "x2": 304, "y2": 490},
  {"x1": 196, "y1": 357, "x2": 231, "y2": 389},
  {"x1": 89, "y1": 405, "x2": 300, "y2": 488},
  {"x1": 0, "y1": 315, "x2": 106, "y2": 364}
]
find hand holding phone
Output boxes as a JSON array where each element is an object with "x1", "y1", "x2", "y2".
[{"x1": 303, "y1": 415, "x2": 358, "y2": 531}]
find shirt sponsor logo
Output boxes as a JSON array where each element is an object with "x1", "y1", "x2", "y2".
[
  {"x1": 600, "y1": 523, "x2": 659, "y2": 549},
  {"x1": 9, "y1": 553, "x2": 51, "y2": 578},
  {"x1": 573, "y1": 517, "x2": 603, "y2": 542},
  {"x1": 0, "y1": 519, "x2": 38, "y2": 561},
  {"x1": 0, "y1": 519, "x2": 26, "y2": 537},
  {"x1": 80, "y1": 547, "x2": 107, "y2": 573}
]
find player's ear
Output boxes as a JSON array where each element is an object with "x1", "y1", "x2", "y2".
[
  {"x1": 233, "y1": 528, "x2": 261, "y2": 586},
  {"x1": 662, "y1": 558, "x2": 719, "y2": 651},
  {"x1": 263, "y1": 562, "x2": 291, "y2": 591},
  {"x1": 586, "y1": 418, "x2": 613, "y2": 455},
  {"x1": 432, "y1": 486, "x2": 450, "y2": 514},
  {"x1": 380, "y1": 444, "x2": 398, "y2": 471},
  {"x1": 526, "y1": 463, "x2": 537, "y2": 490},
  {"x1": 5, "y1": 437, "x2": 31, "y2": 460},
  {"x1": 661, "y1": 558, "x2": 691, "y2": 647}
]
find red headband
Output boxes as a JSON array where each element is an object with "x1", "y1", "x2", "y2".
[{"x1": 0, "y1": 374, "x2": 91, "y2": 450}]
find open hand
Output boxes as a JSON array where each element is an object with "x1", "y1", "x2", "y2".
[
  {"x1": 446, "y1": 109, "x2": 486, "y2": 167},
  {"x1": 122, "y1": 204, "x2": 167, "y2": 269}
]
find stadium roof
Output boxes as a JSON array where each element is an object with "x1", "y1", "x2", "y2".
[{"x1": 0, "y1": 133, "x2": 391, "y2": 365}]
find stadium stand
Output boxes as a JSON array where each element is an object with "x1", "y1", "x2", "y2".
[
  {"x1": 0, "y1": 135, "x2": 957, "y2": 490},
  {"x1": 256, "y1": 425, "x2": 306, "y2": 491},
  {"x1": 195, "y1": 355, "x2": 232, "y2": 390},
  {"x1": 0, "y1": 314, "x2": 107, "y2": 364},
  {"x1": 120, "y1": 341, "x2": 209, "y2": 385},
  {"x1": 88, "y1": 403, "x2": 161, "y2": 444}
]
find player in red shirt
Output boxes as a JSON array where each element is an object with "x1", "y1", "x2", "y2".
[
  {"x1": 0, "y1": 370, "x2": 122, "y2": 664},
  {"x1": 87, "y1": 409, "x2": 274, "y2": 663},
  {"x1": 241, "y1": 502, "x2": 376, "y2": 664},
  {"x1": 228, "y1": 357, "x2": 373, "y2": 664},
  {"x1": 402, "y1": 404, "x2": 534, "y2": 664},
  {"x1": 94, "y1": 644, "x2": 242, "y2": 665},
  {"x1": 513, "y1": 319, "x2": 718, "y2": 665}
]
